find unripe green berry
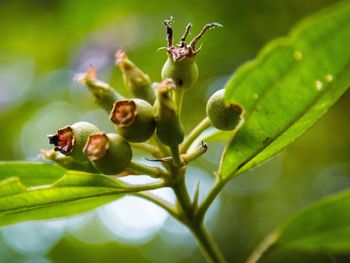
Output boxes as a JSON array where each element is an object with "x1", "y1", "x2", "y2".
[
  {"x1": 76, "y1": 65, "x2": 123, "y2": 112},
  {"x1": 116, "y1": 50, "x2": 155, "y2": 104},
  {"x1": 154, "y1": 79, "x2": 184, "y2": 146},
  {"x1": 206, "y1": 89, "x2": 244, "y2": 130},
  {"x1": 48, "y1": 121, "x2": 99, "y2": 161},
  {"x1": 161, "y1": 18, "x2": 221, "y2": 89},
  {"x1": 110, "y1": 99, "x2": 156, "y2": 142},
  {"x1": 161, "y1": 56, "x2": 198, "y2": 89},
  {"x1": 83, "y1": 133, "x2": 132, "y2": 175}
]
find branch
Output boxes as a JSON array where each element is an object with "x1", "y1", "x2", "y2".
[
  {"x1": 195, "y1": 177, "x2": 226, "y2": 223},
  {"x1": 134, "y1": 191, "x2": 182, "y2": 222},
  {"x1": 180, "y1": 117, "x2": 211, "y2": 154}
]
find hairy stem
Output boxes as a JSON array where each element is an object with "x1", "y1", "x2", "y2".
[{"x1": 180, "y1": 117, "x2": 211, "y2": 153}]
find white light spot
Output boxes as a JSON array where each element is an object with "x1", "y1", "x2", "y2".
[
  {"x1": 325, "y1": 74, "x2": 334, "y2": 82},
  {"x1": 1, "y1": 220, "x2": 65, "y2": 256},
  {"x1": 315, "y1": 80, "x2": 323, "y2": 91},
  {"x1": 293, "y1": 51, "x2": 303, "y2": 61},
  {"x1": 98, "y1": 175, "x2": 172, "y2": 244}
]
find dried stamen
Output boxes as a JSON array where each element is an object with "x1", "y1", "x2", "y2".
[
  {"x1": 179, "y1": 23, "x2": 192, "y2": 47},
  {"x1": 110, "y1": 100, "x2": 137, "y2": 127},
  {"x1": 84, "y1": 133, "x2": 109, "y2": 161},
  {"x1": 48, "y1": 126, "x2": 74, "y2": 155},
  {"x1": 189, "y1": 22, "x2": 222, "y2": 50},
  {"x1": 164, "y1": 16, "x2": 174, "y2": 48}
]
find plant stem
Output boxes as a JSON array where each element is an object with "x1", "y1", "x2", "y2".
[
  {"x1": 190, "y1": 223, "x2": 227, "y2": 263},
  {"x1": 150, "y1": 135, "x2": 170, "y2": 157},
  {"x1": 171, "y1": 174, "x2": 227, "y2": 263},
  {"x1": 180, "y1": 117, "x2": 211, "y2": 153},
  {"x1": 246, "y1": 233, "x2": 279, "y2": 263},
  {"x1": 174, "y1": 88, "x2": 185, "y2": 117},
  {"x1": 130, "y1": 142, "x2": 161, "y2": 157},
  {"x1": 195, "y1": 177, "x2": 226, "y2": 223},
  {"x1": 128, "y1": 160, "x2": 169, "y2": 178},
  {"x1": 172, "y1": 175, "x2": 193, "y2": 218},
  {"x1": 181, "y1": 142, "x2": 208, "y2": 165},
  {"x1": 134, "y1": 191, "x2": 182, "y2": 222},
  {"x1": 170, "y1": 145, "x2": 184, "y2": 167}
]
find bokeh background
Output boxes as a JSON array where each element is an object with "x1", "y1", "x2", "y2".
[{"x1": 0, "y1": 0, "x2": 350, "y2": 262}]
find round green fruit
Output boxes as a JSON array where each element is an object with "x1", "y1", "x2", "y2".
[
  {"x1": 48, "y1": 121, "x2": 99, "y2": 161},
  {"x1": 110, "y1": 99, "x2": 156, "y2": 142},
  {"x1": 83, "y1": 133, "x2": 132, "y2": 175},
  {"x1": 206, "y1": 89, "x2": 243, "y2": 130},
  {"x1": 161, "y1": 56, "x2": 198, "y2": 90}
]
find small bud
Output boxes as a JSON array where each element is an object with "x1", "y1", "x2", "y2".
[
  {"x1": 154, "y1": 79, "x2": 184, "y2": 146},
  {"x1": 161, "y1": 18, "x2": 221, "y2": 89},
  {"x1": 206, "y1": 89, "x2": 244, "y2": 130},
  {"x1": 76, "y1": 65, "x2": 122, "y2": 112},
  {"x1": 40, "y1": 149, "x2": 98, "y2": 173},
  {"x1": 115, "y1": 50, "x2": 155, "y2": 103},
  {"x1": 110, "y1": 99, "x2": 156, "y2": 142},
  {"x1": 83, "y1": 133, "x2": 132, "y2": 175},
  {"x1": 48, "y1": 121, "x2": 99, "y2": 161}
]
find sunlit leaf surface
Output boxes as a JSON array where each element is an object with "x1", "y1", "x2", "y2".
[{"x1": 220, "y1": 3, "x2": 350, "y2": 179}]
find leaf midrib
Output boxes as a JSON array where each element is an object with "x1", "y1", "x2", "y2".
[{"x1": 223, "y1": 19, "x2": 350, "y2": 178}]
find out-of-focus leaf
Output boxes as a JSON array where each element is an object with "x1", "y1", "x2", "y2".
[
  {"x1": 0, "y1": 162, "x2": 65, "y2": 186},
  {"x1": 0, "y1": 169, "x2": 163, "y2": 227},
  {"x1": 248, "y1": 190, "x2": 350, "y2": 263},
  {"x1": 220, "y1": 2, "x2": 350, "y2": 179}
]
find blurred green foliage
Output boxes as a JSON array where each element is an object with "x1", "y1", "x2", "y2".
[{"x1": 0, "y1": 0, "x2": 349, "y2": 262}]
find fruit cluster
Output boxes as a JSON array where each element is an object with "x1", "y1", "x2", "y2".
[{"x1": 43, "y1": 18, "x2": 244, "y2": 178}]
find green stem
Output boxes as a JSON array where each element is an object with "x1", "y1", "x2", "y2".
[
  {"x1": 128, "y1": 160, "x2": 168, "y2": 178},
  {"x1": 134, "y1": 191, "x2": 182, "y2": 222},
  {"x1": 174, "y1": 88, "x2": 185, "y2": 117},
  {"x1": 105, "y1": 180, "x2": 167, "y2": 193},
  {"x1": 172, "y1": 175, "x2": 193, "y2": 218},
  {"x1": 170, "y1": 145, "x2": 184, "y2": 167},
  {"x1": 195, "y1": 178, "x2": 226, "y2": 223},
  {"x1": 162, "y1": 164, "x2": 228, "y2": 263},
  {"x1": 190, "y1": 223, "x2": 227, "y2": 263},
  {"x1": 181, "y1": 142, "x2": 208, "y2": 165},
  {"x1": 150, "y1": 135, "x2": 171, "y2": 157},
  {"x1": 180, "y1": 117, "x2": 211, "y2": 153},
  {"x1": 130, "y1": 142, "x2": 161, "y2": 157},
  {"x1": 246, "y1": 233, "x2": 279, "y2": 263}
]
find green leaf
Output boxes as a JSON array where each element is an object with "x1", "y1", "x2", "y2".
[
  {"x1": 0, "y1": 162, "x2": 65, "y2": 186},
  {"x1": 0, "y1": 169, "x2": 164, "y2": 227},
  {"x1": 201, "y1": 128, "x2": 233, "y2": 143},
  {"x1": 0, "y1": 177, "x2": 26, "y2": 197},
  {"x1": 220, "y1": 2, "x2": 350, "y2": 179},
  {"x1": 248, "y1": 190, "x2": 350, "y2": 263}
]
